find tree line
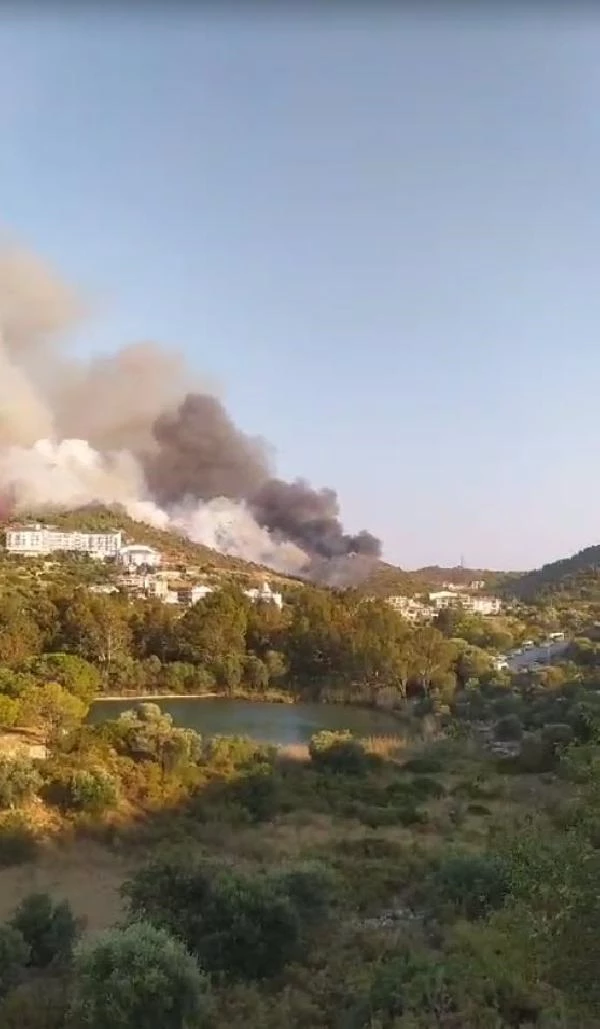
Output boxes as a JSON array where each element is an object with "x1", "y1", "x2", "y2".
[{"x1": 0, "y1": 581, "x2": 517, "y2": 712}]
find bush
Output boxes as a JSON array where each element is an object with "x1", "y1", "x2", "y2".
[
  {"x1": 229, "y1": 766, "x2": 284, "y2": 822},
  {"x1": 0, "y1": 815, "x2": 38, "y2": 867},
  {"x1": 123, "y1": 858, "x2": 306, "y2": 980},
  {"x1": 0, "y1": 975, "x2": 70, "y2": 1029},
  {"x1": 10, "y1": 892, "x2": 79, "y2": 968},
  {"x1": 514, "y1": 732, "x2": 555, "y2": 774},
  {"x1": 401, "y1": 754, "x2": 443, "y2": 774},
  {"x1": 201, "y1": 735, "x2": 275, "y2": 774},
  {"x1": 431, "y1": 852, "x2": 510, "y2": 920},
  {"x1": 494, "y1": 714, "x2": 523, "y2": 742},
  {"x1": 65, "y1": 767, "x2": 119, "y2": 814},
  {"x1": 69, "y1": 922, "x2": 211, "y2": 1029},
  {"x1": 271, "y1": 862, "x2": 339, "y2": 925},
  {"x1": 0, "y1": 755, "x2": 42, "y2": 810},
  {"x1": 541, "y1": 722, "x2": 575, "y2": 749},
  {"x1": 0, "y1": 925, "x2": 30, "y2": 998},
  {"x1": 308, "y1": 730, "x2": 369, "y2": 775},
  {"x1": 349, "y1": 945, "x2": 448, "y2": 1025}
]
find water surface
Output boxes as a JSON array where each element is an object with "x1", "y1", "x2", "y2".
[{"x1": 88, "y1": 697, "x2": 401, "y2": 746}]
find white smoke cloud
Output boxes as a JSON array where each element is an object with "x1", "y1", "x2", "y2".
[
  {"x1": 0, "y1": 242, "x2": 370, "y2": 579},
  {"x1": 0, "y1": 435, "x2": 310, "y2": 573},
  {"x1": 170, "y1": 497, "x2": 308, "y2": 574}
]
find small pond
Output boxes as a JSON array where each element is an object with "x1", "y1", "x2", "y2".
[{"x1": 88, "y1": 697, "x2": 401, "y2": 746}]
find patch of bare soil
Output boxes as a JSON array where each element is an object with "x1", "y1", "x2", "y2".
[{"x1": 0, "y1": 840, "x2": 132, "y2": 934}]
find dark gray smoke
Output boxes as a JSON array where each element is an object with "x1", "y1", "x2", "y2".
[
  {"x1": 141, "y1": 394, "x2": 382, "y2": 561},
  {"x1": 143, "y1": 393, "x2": 272, "y2": 506},
  {"x1": 251, "y1": 477, "x2": 382, "y2": 559},
  {"x1": 0, "y1": 242, "x2": 383, "y2": 573}
]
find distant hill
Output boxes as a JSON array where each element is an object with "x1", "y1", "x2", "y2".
[
  {"x1": 507, "y1": 545, "x2": 600, "y2": 603},
  {"x1": 313, "y1": 557, "x2": 513, "y2": 598},
  {"x1": 3, "y1": 505, "x2": 304, "y2": 591},
  {"x1": 414, "y1": 565, "x2": 517, "y2": 592}
]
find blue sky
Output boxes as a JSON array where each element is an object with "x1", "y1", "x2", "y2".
[{"x1": 1, "y1": 7, "x2": 599, "y2": 571}]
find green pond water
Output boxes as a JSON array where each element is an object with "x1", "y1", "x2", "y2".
[{"x1": 88, "y1": 698, "x2": 401, "y2": 746}]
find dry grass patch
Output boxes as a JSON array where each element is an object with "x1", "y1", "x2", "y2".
[{"x1": 0, "y1": 839, "x2": 132, "y2": 934}]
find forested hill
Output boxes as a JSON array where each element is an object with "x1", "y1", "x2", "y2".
[
  {"x1": 414, "y1": 565, "x2": 515, "y2": 590},
  {"x1": 4, "y1": 506, "x2": 304, "y2": 589},
  {"x1": 506, "y1": 544, "x2": 600, "y2": 602}
]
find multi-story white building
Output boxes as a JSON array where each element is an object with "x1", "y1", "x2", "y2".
[
  {"x1": 168, "y1": 580, "x2": 283, "y2": 609},
  {"x1": 118, "y1": 544, "x2": 161, "y2": 570},
  {"x1": 5, "y1": 523, "x2": 122, "y2": 559},
  {"x1": 386, "y1": 595, "x2": 434, "y2": 623},
  {"x1": 428, "y1": 590, "x2": 501, "y2": 616},
  {"x1": 244, "y1": 581, "x2": 283, "y2": 609}
]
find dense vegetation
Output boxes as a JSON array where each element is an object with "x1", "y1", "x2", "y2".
[
  {"x1": 1, "y1": 677, "x2": 600, "y2": 1026},
  {"x1": 506, "y1": 543, "x2": 600, "y2": 605},
  {"x1": 0, "y1": 557, "x2": 524, "y2": 714},
  {"x1": 2, "y1": 520, "x2": 600, "y2": 1025}
]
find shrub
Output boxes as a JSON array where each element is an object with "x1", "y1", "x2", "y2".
[
  {"x1": 271, "y1": 862, "x2": 339, "y2": 925},
  {"x1": 123, "y1": 859, "x2": 304, "y2": 980},
  {"x1": 541, "y1": 722, "x2": 575, "y2": 749},
  {"x1": 0, "y1": 925, "x2": 30, "y2": 998},
  {"x1": 65, "y1": 767, "x2": 119, "y2": 814},
  {"x1": 308, "y1": 730, "x2": 369, "y2": 775},
  {"x1": 0, "y1": 755, "x2": 42, "y2": 810},
  {"x1": 350, "y1": 945, "x2": 449, "y2": 1025},
  {"x1": 10, "y1": 892, "x2": 79, "y2": 968},
  {"x1": 0, "y1": 815, "x2": 38, "y2": 867},
  {"x1": 0, "y1": 975, "x2": 70, "y2": 1029},
  {"x1": 514, "y1": 732, "x2": 555, "y2": 774},
  {"x1": 69, "y1": 922, "x2": 211, "y2": 1029},
  {"x1": 229, "y1": 766, "x2": 284, "y2": 822},
  {"x1": 405, "y1": 775, "x2": 446, "y2": 799},
  {"x1": 494, "y1": 714, "x2": 523, "y2": 742},
  {"x1": 431, "y1": 852, "x2": 510, "y2": 920},
  {"x1": 201, "y1": 735, "x2": 275, "y2": 774},
  {"x1": 401, "y1": 754, "x2": 443, "y2": 774}
]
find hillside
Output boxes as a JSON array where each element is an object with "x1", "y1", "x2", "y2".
[
  {"x1": 2, "y1": 505, "x2": 304, "y2": 591},
  {"x1": 414, "y1": 564, "x2": 515, "y2": 590},
  {"x1": 507, "y1": 544, "x2": 600, "y2": 604}
]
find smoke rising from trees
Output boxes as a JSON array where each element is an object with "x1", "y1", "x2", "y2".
[{"x1": 0, "y1": 244, "x2": 382, "y2": 575}]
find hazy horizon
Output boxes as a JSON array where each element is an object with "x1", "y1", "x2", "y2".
[{"x1": 2, "y1": 8, "x2": 599, "y2": 571}]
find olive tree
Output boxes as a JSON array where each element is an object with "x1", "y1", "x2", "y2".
[{"x1": 69, "y1": 921, "x2": 211, "y2": 1029}]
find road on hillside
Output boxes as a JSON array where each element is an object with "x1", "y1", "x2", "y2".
[{"x1": 505, "y1": 640, "x2": 569, "y2": 673}]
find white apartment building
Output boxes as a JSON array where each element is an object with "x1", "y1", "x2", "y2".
[
  {"x1": 244, "y1": 581, "x2": 283, "y2": 609},
  {"x1": 5, "y1": 523, "x2": 122, "y2": 559},
  {"x1": 118, "y1": 544, "x2": 162, "y2": 570},
  {"x1": 428, "y1": 590, "x2": 501, "y2": 616},
  {"x1": 169, "y1": 580, "x2": 283, "y2": 609},
  {"x1": 386, "y1": 595, "x2": 434, "y2": 623}
]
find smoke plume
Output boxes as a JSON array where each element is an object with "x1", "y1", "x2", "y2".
[{"x1": 0, "y1": 244, "x2": 382, "y2": 577}]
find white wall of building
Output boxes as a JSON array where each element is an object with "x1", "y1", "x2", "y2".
[
  {"x1": 5, "y1": 524, "x2": 122, "y2": 559},
  {"x1": 119, "y1": 544, "x2": 161, "y2": 569}
]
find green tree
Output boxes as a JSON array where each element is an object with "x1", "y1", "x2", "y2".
[
  {"x1": 25, "y1": 653, "x2": 102, "y2": 703},
  {"x1": 243, "y1": 653, "x2": 270, "y2": 692},
  {"x1": 177, "y1": 587, "x2": 248, "y2": 688},
  {"x1": 0, "y1": 925, "x2": 29, "y2": 998},
  {"x1": 123, "y1": 859, "x2": 302, "y2": 980},
  {"x1": 18, "y1": 682, "x2": 88, "y2": 743},
  {"x1": 0, "y1": 598, "x2": 42, "y2": 667},
  {"x1": 69, "y1": 922, "x2": 211, "y2": 1029},
  {"x1": 0, "y1": 755, "x2": 42, "y2": 809},
  {"x1": 60, "y1": 594, "x2": 132, "y2": 680},
  {"x1": 410, "y1": 626, "x2": 457, "y2": 695},
  {"x1": 10, "y1": 892, "x2": 79, "y2": 969}
]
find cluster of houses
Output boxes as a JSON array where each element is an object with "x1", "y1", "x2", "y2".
[
  {"x1": 4, "y1": 523, "x2": 283, "y2": 609},
  {"x1": 4, "y1": 524, "x2": 499, "y2": 620},
  {"x1": 386, "y1": 585, "x2": 502, "y2": 623}
]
